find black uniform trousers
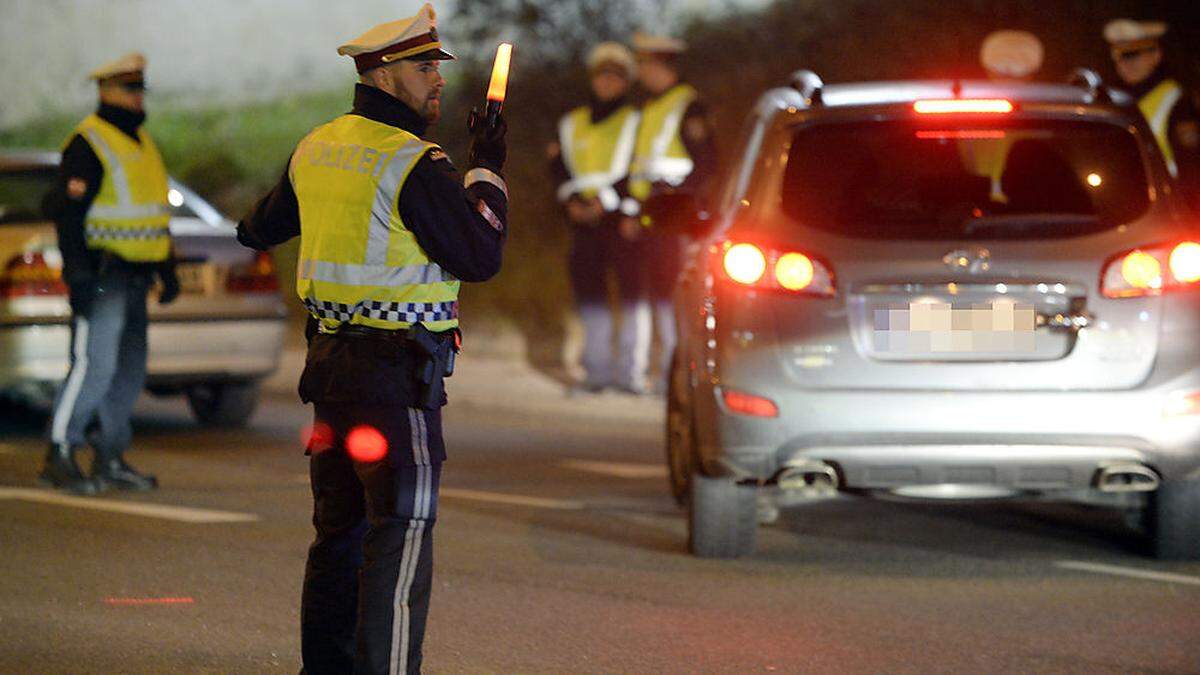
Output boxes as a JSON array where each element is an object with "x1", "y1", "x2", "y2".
[{"x1": 301, "y1": 402, "x2": 442, "y2": 675}]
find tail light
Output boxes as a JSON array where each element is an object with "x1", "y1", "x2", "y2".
[
  {"x1": 226, "y1": 251, "x2": 280, "y2": 293},
  {"x1": 1102, "y1": 241, "x2": 1200, "y2": 298},
  {"x1": 721, "y1": 388, "x2": 779, "y2": 418},
  {"x1": 913, "y1": 99, "x2": 1014, "y2": 114},
  {"x1": 714, "y1": 240, "x2": 835, "y2": 296},
  {"x1": 0, "y1": 252, "x2": 68, "y2": 298}
]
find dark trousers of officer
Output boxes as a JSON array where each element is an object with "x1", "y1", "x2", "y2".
[
  {"x1": 569, "y1": 219, "x2": 650, "y2": 389},
  {"x1": 641, "y1": 230, "x2": 684, "y2": 388},
  {"x1": 301, "y1": 402, "x2": 442, "y2": 675},
  {"x1": 49, "y1": 267, "x2": 150, "y2": 459}
]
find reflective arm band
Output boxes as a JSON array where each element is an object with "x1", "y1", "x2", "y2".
[
  {"x1": 619, "y1": 197, "x2": 640, "y2": 217},
  {"x1": 464, "y1": 167, "x2": 508, "y2": 201}
]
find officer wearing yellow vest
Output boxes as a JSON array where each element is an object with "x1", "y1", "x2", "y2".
[
  {"x1": 627, "y1": 33, "x2": 717, "y2": 393},
  {"x1": 40, "y1": 53, "x2": 179, "y2": 496},
  {"x1": 548, "y1": 42, "x2": 649, "y2": 394},
  {"x1": 1105, "y1": 19, "x2": 1200, "y2": 209},
  {"x1": 237, "y1": 5, "x2": 507, "y2": 673}
]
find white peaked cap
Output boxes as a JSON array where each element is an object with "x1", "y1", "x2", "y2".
[
  {"x1": 338, "y1": 3, "x2": 454, "y2": 73},
  {"x1": 1104, "y1": 19, "x2": 1167, "y2": 46},
  {"x1": 980, "y1": 30, "x2": 1044, "y2": 79},
  {"x1": 587, "y1": 42, "x2": 636, "y2": 79},
  {"x1": 89, "y1": 52, "x2": 146, "y2": 81}
]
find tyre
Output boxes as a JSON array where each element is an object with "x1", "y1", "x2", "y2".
[
  {"x1": 688, "y1": 470, "x2": 758, "y2": 558},
  {"x1": 665, "y1": 350, "x2": 695, "y2": 506},
  {"x1": 1149, "y1": 479, "x2": 1200, "y2": 560},
  {"x1": 186, "y1": 381, "x2": 261, "y2": 428}
]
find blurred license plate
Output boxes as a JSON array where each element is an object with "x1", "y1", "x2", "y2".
[
  {"x1": 175, "y1": 263, "x2": 213, "y2": 295},
  {"x1": 874, "y1": 300, "x2": 1037, "y2": 353}
]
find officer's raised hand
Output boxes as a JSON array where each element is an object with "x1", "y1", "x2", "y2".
[{"x1": 467, "y1": 110, "x2": 507, "y2": 171}]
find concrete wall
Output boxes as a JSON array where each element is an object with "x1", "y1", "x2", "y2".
[{"x1": 0, "y1": 0, "x2": 434, "y2": 129}]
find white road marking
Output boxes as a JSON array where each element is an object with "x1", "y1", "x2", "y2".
[
  {"x1": 1055, "y1": 560, "x2": 1200, "y2": 587},
  {"x1": 560, "y1": 459, "x2": 668, "y2": 479},
  {"x1": 0, "y1": 487, "x2": 259, "y2": 523},
  {"x1": 440, "y1": 487, "x2": 584, "y2": 511}
]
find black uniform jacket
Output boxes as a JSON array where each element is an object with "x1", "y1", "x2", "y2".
[
  {"x1": 237, "y1": 84, "x2": 508, "y2": 405},
  {"x1": 42, "y1": 104, "x2": 173, "y2": 286}
]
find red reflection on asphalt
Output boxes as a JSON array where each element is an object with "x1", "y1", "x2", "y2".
[
  {"x1": 302, "y1": 422, "x2": 335, "y2": 453},
  {"x1": 104, "y1": 597, "x2": 195, "y2": 606},
  {"x1": 346, "y1": 425, "x2": 388, "y2": 463}
]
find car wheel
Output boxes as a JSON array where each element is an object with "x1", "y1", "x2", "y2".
[
  {"x1": 1149, "y1": 479, "x2": 1200, "y2": 560},
  {"x1": 688, "y1": 470, "x2": 758, "y2": 558},
  {"x1": 185, "y1": 381, "x2": 261, "y2": 428},
  {"x1": 665, "y1": 349, "x2": 695, "y2": 506}
]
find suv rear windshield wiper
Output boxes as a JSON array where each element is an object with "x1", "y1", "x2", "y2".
[{"x1": 962, "y1": 213, "x2": 1101, "y2": 237}]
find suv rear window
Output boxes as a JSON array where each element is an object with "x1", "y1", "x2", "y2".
[
  {"x1": 780, "y1": 119, "x2": 1150, "y2": 240},
  {"x1": 0, "y1": 167, "x2": 55, "y2": 225}
]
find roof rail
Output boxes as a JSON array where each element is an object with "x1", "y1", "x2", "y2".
[
  {"x1": 789, "y1": 70, "x2": 824, "y2": 106},
  {"x1": 1068, "y1": 68, "x2": 1111, "y2": 103}
]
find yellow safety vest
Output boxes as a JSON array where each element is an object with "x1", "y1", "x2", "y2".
[
  {"x1": 72, "y1": 114, "x2": 171, "y2": 262},
  {"x1": 1138, "y1": 79, "x2": 1184, "y2": 178},
  {"x1": 629, "y1": 84, "x2": 698, "y2": 202},
  {"x1": 290, "y1": 114, "x2": 459, "y2": 333},
  {"x1": 556, "y1": 104, "x2": 640, "y2": 213}
]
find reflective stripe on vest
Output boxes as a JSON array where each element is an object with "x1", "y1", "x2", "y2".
[
  {"x1": 74, "y1": 115, "x2": 171, "y2": 262},
  {"x1": 629, "y1": 84, "x2": 698, "y2": 201},
  {"x1": 1138, "y1": 79, "x2": 1184, "y2": 178},
  {"x1": 290, "y1": 114, "x2": 460, "y2": 332},
  {"x1": 556, "y1": 105, "x2": 640, "y2": 212}
]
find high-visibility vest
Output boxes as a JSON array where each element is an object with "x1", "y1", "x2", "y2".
[
  {"x1": 290, "y1": 114, "x2": 459, "y2": 333},
  {"x1": 1138, "y1": 79, "x2": 1184, "y2": 178},
  {"x1": 72, "y1": 114, "x2": 171, "y2": 262},
  {"x1": 629, "y1": 84, "x2": 698, "y2": 202},
  {"x1": 556, "y1": 104, "x2": 640, "y2": 213}
]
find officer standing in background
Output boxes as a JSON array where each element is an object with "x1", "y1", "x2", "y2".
[
  {"x1": 627, "y1": 33, "x2": 717, "y2": 393},
  {"x1": 549, "y1": 42, "x2": 647, "y2": 394},
  {"x1": 236, "y1": 5, "x2": 508, "y2": 673},
  {"x1": 40, "y1": 53, "x2": 179, "y2": 496},
  {"x1": 1104, "y1": 19, "x2": 1200, "y2": 208}
]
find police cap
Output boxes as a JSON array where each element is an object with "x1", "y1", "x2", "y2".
[{"x1": 338, "y1": 3, "x2": 455, "y2": 75}]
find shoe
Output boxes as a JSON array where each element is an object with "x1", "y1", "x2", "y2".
[
  {"x1": 613, "y1": 383, "x2": 649, "y2": 397},
  {"x1": 567, "y1": 381, "x2": 608, "y2": 397},
  {"x1": 93, "y1": 457, "x2": 158, "y2": 491},
  {"x1": 39, "y1": 443, "x2": 101, "y2": 495}
]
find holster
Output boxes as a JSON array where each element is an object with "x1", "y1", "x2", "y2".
[{"x1": 407, "y1": 324, "x2": 459, "y2": 410}]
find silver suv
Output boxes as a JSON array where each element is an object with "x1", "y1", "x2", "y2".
[{"x1": 667, "y1": 71, "x2": 1200, "y2": 559}]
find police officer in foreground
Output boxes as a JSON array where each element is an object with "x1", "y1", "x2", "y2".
[
  {"x1": 40, "y1": 53, "x2": 179, "y2": 496},
  {"x1": 1104, "y1": 19, "x2": 1200, "y2": 207},
  {"x1": 626, "y1": 33, "x2": 717, "y2": 394},
  {"x1": 236, "y1": 4, "x2": 507, "y2": 672},
  {"x1": 549, "y1": 42, "x2": 648, "y2": 394}
]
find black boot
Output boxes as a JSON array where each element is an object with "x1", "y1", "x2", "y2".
[
  {"x1": 93, "y1": 457, "x2": 158, "y2": 492},
  {"x1": 39, "y1": 443, "x2": 101, "y2": 495}
]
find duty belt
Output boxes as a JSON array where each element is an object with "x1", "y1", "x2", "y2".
[{"x1": 330, "y1": 323, "x2": 459, "y2": 409}]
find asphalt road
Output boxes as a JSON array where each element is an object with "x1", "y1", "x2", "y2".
[{"x1": 1, "y1": 357, "x2": 1199, "y2": 674}]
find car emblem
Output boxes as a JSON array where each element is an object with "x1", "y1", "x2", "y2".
[{"x1": 943, "y1": 247, "x2": 991, "y2": 274}]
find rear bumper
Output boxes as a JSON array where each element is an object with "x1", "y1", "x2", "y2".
[
  {"x1": 0, "y1": 317, "x2": 287, "y2": 391},
  {"x1": 699, "y1": 369, "x2": 1200, "y2": 486}
]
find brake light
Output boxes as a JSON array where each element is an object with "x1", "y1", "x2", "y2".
[
  {"x1": 716, "y1": 241, "x2": 835, "y2": 296},
  {"x1": 1102, "y1": 241, "x2": 1200, "y2": 298},
  {"x1": 0, "y1": 252, "x2": 68, "y2": 298},
  {"x1": 913, "y1": 99, "x2": 1014, "y2": 114},
  {"x1": 722, "y1": 388, "x2": 779, "y2": 418},
  {"x1": 226, "y1": 251, "x2": 280, "y2": 293}
]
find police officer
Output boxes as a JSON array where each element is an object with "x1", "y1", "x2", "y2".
[
  {"x1": 549, "y1": 42, "x2": 648, "y2": 394},
  {"x1": 627, "y1": 33, "x2": 717, "y2": 393},
  {"x1": 1105, "y1": 19, "x2": 1200, "y2": 207},
  {"x1": 40, "y1": 53, "x2": 179, "y2": 496},
  {"x1": 237, "y1": 5, "x2": 506, "y2": 673}
]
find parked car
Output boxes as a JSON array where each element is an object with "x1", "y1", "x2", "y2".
[
  {"x1": 0, "y1": 151, "x2": 288, "y2": 426},
  {"x1": 667, "y1": 71, "x2": 1200, "y2": 559}
]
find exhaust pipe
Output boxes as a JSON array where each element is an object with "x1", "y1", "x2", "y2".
[
  {"x1": 1095, "y1": 464, "x2": 1160, "y2": 493},
  {"x1": 775, "y1": 459, "x2": 839, "y2": 495}
]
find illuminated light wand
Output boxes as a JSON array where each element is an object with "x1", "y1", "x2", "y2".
[{"x1": 483, "y1": 43, "x2": 512, "y2": 128}]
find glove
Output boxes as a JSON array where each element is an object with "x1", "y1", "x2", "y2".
[
  {"x1": 157, "y1": 264, "x2": 181, "y2": 305},
  {"x1": 467, "y1": 108, "x2": 507, "y2": 172}
]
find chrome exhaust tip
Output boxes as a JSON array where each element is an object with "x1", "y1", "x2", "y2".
[
  {"x1": 775, "y1": 460, "x2": 839, "y2": 495},
  {"x1": 1095, "y1": 464, "x2": 1160, "y2": 493}
]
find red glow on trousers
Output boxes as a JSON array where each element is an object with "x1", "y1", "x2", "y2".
[
  {"x1": 302, "y1": 423, "x2": 335, "y2": 453},
  {"x1": 346, "y1": 426, "x2": 388, "y2": 462}
]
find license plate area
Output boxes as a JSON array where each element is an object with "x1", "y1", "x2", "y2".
[{"x1": 849, "y1": 281, "x2": 1084, "y2": 362}]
